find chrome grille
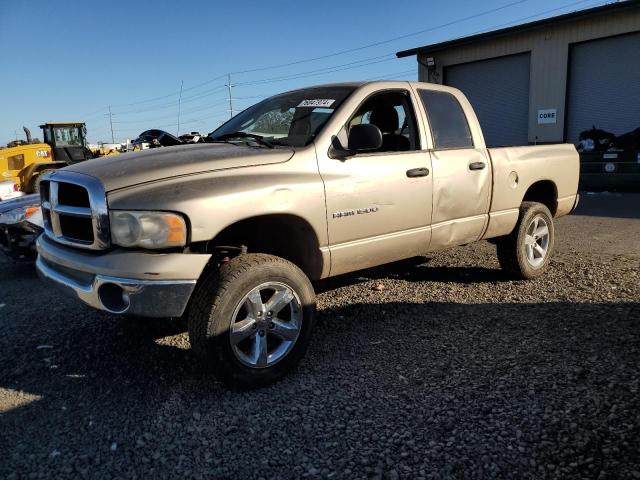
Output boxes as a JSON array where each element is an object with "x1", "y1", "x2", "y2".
[{"x1": 40, "y1": 171, "x2": 110, "y2": 250}]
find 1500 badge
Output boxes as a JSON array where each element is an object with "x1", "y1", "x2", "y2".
[{"x1": 333, "y1": 206, "x2": 379, "y2": 218}]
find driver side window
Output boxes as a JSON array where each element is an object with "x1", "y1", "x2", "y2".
[{"x1": 348, "y1": 91, "x2": 419, "y2": 152}]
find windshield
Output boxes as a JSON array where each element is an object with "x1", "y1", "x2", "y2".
[
  {"x1": 208, "y1": 86, "x2": 355, "y2": 147},
  {"x1": 52, "y1": 126, "x2": 84, "y2": 147}
]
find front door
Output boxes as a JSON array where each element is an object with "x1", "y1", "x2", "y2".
[{"x1": 318, "y1": 89, "x2": 433, "y2": 276}]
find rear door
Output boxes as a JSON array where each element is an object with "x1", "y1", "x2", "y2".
[
  {"x1": 415, "y1": 87, "x2": 492, "y2": 249},
  {"x1": 318, "y1": 88, "x2": 433, "y2": 276}
]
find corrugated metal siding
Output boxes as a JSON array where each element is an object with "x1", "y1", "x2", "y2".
[
  {"x1": 444, "y1": 53, "x2": 530, "y2": 147},
  {"x1": 566, "y1": 32, "x2": 640, "y2": 143}
]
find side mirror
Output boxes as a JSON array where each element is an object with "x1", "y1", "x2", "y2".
[
  {"x1": 327, "y1": 124, "x2": 383, "y2": 160},
  {"x1": 348, "y1": 124, "x2": 382, "y2": 151}
]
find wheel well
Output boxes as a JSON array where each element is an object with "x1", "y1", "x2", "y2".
[
  {"x1": 205, "y1": 214, "x2": 324, "y2": 280},
  {"x1": 522, "y1": 180, "x2": 558, "y2": 216}
]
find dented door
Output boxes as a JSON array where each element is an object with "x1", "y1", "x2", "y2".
[
  {"x1": 429, "y1": 148, "x2": 492, "y2": 249},
  {"x1": 320, "y1": 150, "x2": 433, "y2": 276}
]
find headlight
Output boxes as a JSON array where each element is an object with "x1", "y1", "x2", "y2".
[
  {"x1": 0, "y1": 205, "x2": 40, "y2": 225},
  {"x1": 110, "y1": 211, "x2": 187, "y2": 249}
]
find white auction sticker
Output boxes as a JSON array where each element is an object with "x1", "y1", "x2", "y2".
[{"x1": 298, "y1": 99, "x2": 335, "y2": 108}]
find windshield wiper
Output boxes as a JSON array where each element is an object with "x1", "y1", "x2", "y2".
[{"x1": 209, "y1": 132, "x2": 274, "y2": 148}]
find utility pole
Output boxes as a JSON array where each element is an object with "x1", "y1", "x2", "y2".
[
  {"x1": 108, "y1": 105, "x2": 115, "y2": 143},
  {"x1": 226, "y1": 73, "x2": 234, "y2": 119},
  {"x1": 177, "y1": 80, "x2": 184, "y2": 136}
]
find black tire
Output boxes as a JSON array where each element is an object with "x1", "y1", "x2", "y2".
[
  {"x1": 188, "y1": 253, "x2": 316, "y2": 389},
  {"x1": 27, "y1": 169, "x2": 55, "y2": 194},
  {"x1": 26, "y1": 175, "x2": 40, "y2": 194},
  {"x1": 496, "y1": 201, "x2": 555, "y2": 280}
]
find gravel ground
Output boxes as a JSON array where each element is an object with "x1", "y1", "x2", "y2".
[{"x1": 1, "y1": 193, "x2": 639, "y2": 480}]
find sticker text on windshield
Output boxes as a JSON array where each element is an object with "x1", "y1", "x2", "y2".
[{"x1": 298, "y1": 99, "x2": 335, "y2": 108}]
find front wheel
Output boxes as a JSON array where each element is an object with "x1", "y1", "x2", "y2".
[
  {"x1": 188, "y1": 253, "x2": 316, "y2": 389},
  {"x1": 496, "y1": 201, "x2": 555, "y2": 279}
]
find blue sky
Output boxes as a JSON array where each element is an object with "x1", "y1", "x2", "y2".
[{"x1": 0, "y1": 0, "x2": 608, "y2": 144}]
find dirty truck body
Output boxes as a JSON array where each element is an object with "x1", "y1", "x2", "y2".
[{"x1": 36, "y1": 81, "x2": 579, "y2": 387}]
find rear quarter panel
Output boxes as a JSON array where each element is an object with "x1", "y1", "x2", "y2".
[
  {"x1": 489, "y1": 144, "x2": 579, "y2": 212},
  {"x1": 483, "y1": 144, "x2": 579, "y2": 238}
]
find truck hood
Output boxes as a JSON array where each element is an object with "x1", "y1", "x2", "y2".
[{"x1": 64, "y1": 143, "x2": 295, "y2": 192}]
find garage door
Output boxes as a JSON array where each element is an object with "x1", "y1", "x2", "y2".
[
  {"x1": 444, "y1": 53, "x2": 530, "y2": 147},
  {"x1": 566, "y1": 32, "x2": 640, "y2": 144}
]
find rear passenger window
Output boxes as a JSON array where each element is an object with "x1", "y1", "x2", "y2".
[{"x1": 419, "y1": 90, "x2": 473, "y2": 149}]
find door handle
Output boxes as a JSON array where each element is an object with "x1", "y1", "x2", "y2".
[
  {"x1": 406, "y1": 167, "x2": 430, "y2": 178},
  {"x1": 469, "y1": 162, "x2": 486, "y2": 170}
]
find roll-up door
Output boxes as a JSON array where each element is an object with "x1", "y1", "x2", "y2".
[
  {"x1": 444, "y1": 52, "x2": 531, "y2": 147},
  {"x1": 566, "y1": 32, "x2": 640, "y2": 144}
]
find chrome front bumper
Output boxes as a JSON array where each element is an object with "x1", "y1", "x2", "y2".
[{"x1": 36, "y1": 235, "x2": 211, "y2": 317}]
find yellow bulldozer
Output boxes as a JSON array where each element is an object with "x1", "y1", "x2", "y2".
[{"x1": 0, "y1": 122, "x2": 96, "y2": 193}]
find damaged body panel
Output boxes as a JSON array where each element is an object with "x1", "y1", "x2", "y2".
[{"x1": 0, "y1": 194, "x2": 43, "y2": 261}]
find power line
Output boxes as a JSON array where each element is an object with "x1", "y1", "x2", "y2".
[
  {"x1": 234, "y1": 54, "x2": 394, "y2": 86},
  {"x1": 235, "y1": 56, "x2": 397, "y2": 87},
  {"x1": 108, "y1": 55, "x2": 395, "y2": 118},
  {"x1": 81, "y1": 0, "x2": 607, "y2": 141},
  {"x1": 77, "y1": 0, "x2": 534, "y2": 118},
  {"x1": 78, "y1": 106, "x2": 109, "y2": 119},
  {"x1": 463, "y1": 0, "x2": 599, "y2": 35},
  {"x1": 109, "y1": 74, "x2": 229, "y2": 108},
  {"x1": 96, "y1": 97, "x2": 257, "y2": 130},
  {"x1": 234, "y1": 0, "x2": 602, "y2": 89},
  {"x1": 418, "y1": 0, "x2": 598, "y2": 51},
  {"x1": 366, "y1": 69, "x2": 417, "y2": 81},
  {"x1": 110, "y1": 114, "x2": 226, "y2": 136},
  {"x1": 111, "y1": 99, "x2": 230, "y2": 124},
  {"x1": 105, "y1": 0, "x2": 595, "y2": 119},
  {"x1": 111, "y1": 86, "x2": 228, "y2": 115},
  {"x1": 230, "y1": 0, "x2": 530, "y2": 75}
]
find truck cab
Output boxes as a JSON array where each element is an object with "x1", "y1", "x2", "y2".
[{"x1": 39, "y1": 122, "x2": 93, "y2": 164}]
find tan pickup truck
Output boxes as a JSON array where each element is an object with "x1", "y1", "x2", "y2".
[{"x1": 36, "y1": 81, "x2": 579, "y2": 388}]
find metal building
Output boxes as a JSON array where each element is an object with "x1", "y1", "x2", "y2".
[{"x1": 397, "y1": 1, "x2": 640, "y2": 147}]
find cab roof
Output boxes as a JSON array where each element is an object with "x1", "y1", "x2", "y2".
[{"x1": 39, "y1": 122, "x2": 85, "y2": 127}]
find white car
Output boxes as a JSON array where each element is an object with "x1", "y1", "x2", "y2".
[{"x1": 0, "y1": 180, "x2": 25, "y2": 202}]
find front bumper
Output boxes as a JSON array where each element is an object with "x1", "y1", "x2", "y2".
[{"x1": 36, "y1": 235, "x2": 211, "y2": 317}]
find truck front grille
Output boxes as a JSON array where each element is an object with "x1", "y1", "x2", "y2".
[{"x1": 40, "y1": 171, "x2": 110, "y2": 250}]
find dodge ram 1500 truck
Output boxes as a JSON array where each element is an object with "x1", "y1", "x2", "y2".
[{"x1": 36, "y1": 81, "x2": 579, "y2": 388}]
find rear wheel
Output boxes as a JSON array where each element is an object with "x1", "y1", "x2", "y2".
[
  {"x1": 188, "y1": 253, "x2": 316, "y2": 389},
  {"x1": 496, "y1": 201, "x2": 555, "y2": 279}
]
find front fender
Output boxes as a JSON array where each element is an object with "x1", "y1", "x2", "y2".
[{"x1": 106, "y1": 163, "x2": 328, "y2": 248}]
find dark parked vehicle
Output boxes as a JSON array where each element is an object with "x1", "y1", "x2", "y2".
[{"x1": 131, "y1": 129, "x2": 183, "y2": 149}]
